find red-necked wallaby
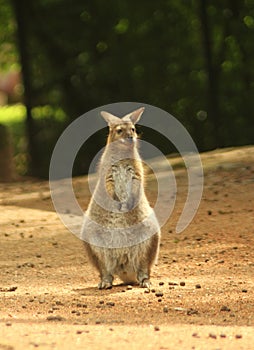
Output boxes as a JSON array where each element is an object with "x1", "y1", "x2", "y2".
[{"x1": 81, "y1": 107, "x2": 160, "y2": 289}]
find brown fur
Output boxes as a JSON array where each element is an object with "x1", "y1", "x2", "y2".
[{"x1": 81, "y1": 108, "x2": 160, "y2": 289}]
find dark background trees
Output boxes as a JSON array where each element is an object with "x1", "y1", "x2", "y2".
[{"x1": 0, "y1": 0, "x2": 253, "y2": 178}]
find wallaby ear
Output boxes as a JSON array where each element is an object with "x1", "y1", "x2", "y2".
[
  {"x1": 100, "y1": 111, "x2": 121, "y2": 126},
  {"x1": 122, "y1": 107, "x2": 145, "y2": 124}
]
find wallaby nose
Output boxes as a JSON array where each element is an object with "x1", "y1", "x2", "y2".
[{"x1": 127, "y1": 135, "x2": 133, "y2": 143}]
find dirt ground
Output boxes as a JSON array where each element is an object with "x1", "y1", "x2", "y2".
[{"x1": 0, "y1": 146, "x2": 254, "y2": 350}]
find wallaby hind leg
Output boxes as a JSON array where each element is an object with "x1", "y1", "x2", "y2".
[
  {"x1": 84, "y1": 243, "x2": 114, "y2": 289},
  {"x1": 137, "y1": 233, "x2": 160, "y2": 289}
]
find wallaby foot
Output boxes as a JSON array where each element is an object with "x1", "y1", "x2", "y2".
[
  {"x1": 140, "y1": 278, "x2": 151, "y2": 289},
  {"x1": 137, "y1": 271, "x2": 151, "y2": 289},
  {"x1": 98, "y1": 275, "x2": 113, "y2": 290}
]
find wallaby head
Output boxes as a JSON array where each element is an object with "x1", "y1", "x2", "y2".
[{"x1": 100, "y1": 107, "x2": 144, "y2": 145}]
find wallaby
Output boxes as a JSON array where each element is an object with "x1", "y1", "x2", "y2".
[{"x1": 81, "y1": 107, "x2": 160, "y2": 289}]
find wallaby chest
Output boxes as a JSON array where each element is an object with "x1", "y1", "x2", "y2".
[{"x1": 110, "y1": 162, "x2": 136, "y2": 203}]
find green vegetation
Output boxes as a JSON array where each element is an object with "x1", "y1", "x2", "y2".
[{"x1": 0, "y1": 0, "x2": 253, "y2": 177}]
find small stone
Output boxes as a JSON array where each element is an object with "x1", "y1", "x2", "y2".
[
  {"x1": 187, "y1": 308, "x2": 198, "y2": 315},
  {"x1": 235, "y1": 334, "x2": 242, "y2": 339},
  {"x1": 192, "y1": 332, "x2": 199, "y2": 338},
  {"x1": 242, "y1": 289, "x2": 247, "y2": 293},
  {"x1": 159, "y1": 282, "x2": 164, "y2": 286},
  {"x1": 209, "y1": 333, "x2": 217, "y2": 339},
  {"x1": 99, "y1": 300, "x2": 104, "y2": 304},
  {"x1": 168, "y1": 282, "x2": 178, "y2": 286},
  {"x1": 195, "y1": 284, "x2": 201, "y2": 289},
  {"x1": 76, "y1": 330, "x2": 83, "y2": 334},
  {"x1": 47, "y1": 315, "x2": 65, "y2": 321},
  {"x1": 6, "y1": 321, "x2": 12, "y2": 326},
  {"x1": 151, "y1": 289, "x2": 156, "y2": 293},
  {"x1": 155, "y1": 292, "x2": 163, "y2": 297},
  {"x1": 154, "y1": 326, "x2": 160, "y2": 331},
  {"x1": 207, "y1": 210, "x2": 212, "y2": 215},
  {"x1": 127, "y1": 285, "x2": 132, "y2": 290},
  {"x1": 220, "y1": 334, "x2": 226, "y2": 338},
  {"x1": 163, "y1": 306, "x2": 169, "y2": 313},
  {"x1": 180, "y1": 281, "x2": 185, "y2": 286},
  {"x1": 106, "y1": 302, "x2": 115, "y2": 307},
  {"x1": 220, "y1": 305, "x2": 231, "y2": 312},
  {"x1": 144, "y1": 288, "x2": 150, "y2": 294}
]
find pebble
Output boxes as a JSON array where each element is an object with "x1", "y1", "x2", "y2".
[
  {"x1": 47, "y1": 315, "x2": 65, "y2": 321},
  {"x1": 163, "y1": 306, "x2": 169, "y2": 313},
  {"x1": 195, "y1": 284, "x2": 201, "y2": 289},
  {"x1": 187, "y1": 308, "x2": 198, "y2": 315},
  {"x1": 220, "y1": 305, "x2": 231, "y2": 312},
  {"x1": 180, "y1": 281, "x2": 185, "y2": 286},
  {"x1": 192, "y1": 332, "x2": 199, "y2": 338},
  {"x1": 154, "y1": 326, "x2": 160, "y2": 331},
  {"x1": 144, "y1": 288, "x2": 150, "y2": 294},
  {"x1": 209, "y1": 332, "x2": 217, "y2": 339},
  {"x1": 159, "y1": 282, "x2": 164, "y2": 286},
  {"x1": 235, "y1": 334, "x2": 242, "y2": 339},
  {"x1": 155, "y1": 292, "x2": 163, "y2": 297},
  {"x1": 242, "y1": 289, "x2": 247, "y2": 293},
  {"x1": 106, "y1": 302, "x2": 115, "y2": 307},
  {"x1": 127, "y1": 285, "x2": 133, "y2": 290}
]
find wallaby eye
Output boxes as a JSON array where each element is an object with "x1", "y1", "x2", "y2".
[
  {"x1": 131, "y1": 127, "x2": 135, "y2": 132},
  {"x1": 116, "y1": 128, "x2": 122, "y2": 134}
]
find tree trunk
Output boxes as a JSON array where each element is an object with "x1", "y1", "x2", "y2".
[
  {"x1": 12, "y1": 0, "x2": 39, "y2": 176},
  {"x1": 0, "y1": 124, "x2": 14, "y2": 181},
  {"x1": 198, "y1": 0, "x2": 221, "y2": 147}
]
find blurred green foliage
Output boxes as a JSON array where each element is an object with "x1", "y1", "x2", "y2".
[{"x1": 0, "y1": 0, "x2": 253, "y2": 177}]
